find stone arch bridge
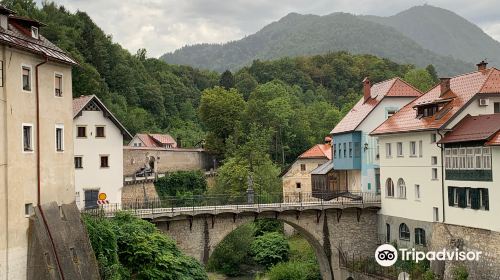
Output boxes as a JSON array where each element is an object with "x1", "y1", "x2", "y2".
[{"x1": 107, "y1": 193, "x2": 382, "y2": 280}]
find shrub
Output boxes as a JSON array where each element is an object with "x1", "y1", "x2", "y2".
[
  {"x1": 207, "y1": 223, "x2": 255, "y2": 276},
  {"x1": 251, "y1": 232, "x2": 290, "y2": 268},
  {"x1": 453, "y1": 265, "x2": 469, "y2": 280},
  {"x1": 254, "y1": 219, "x2": 283, "y2": 236},
  {"x1": 155, "y1": 170, "x2": 207, "y2": 199},
  {"x1": 266, "y1": 261, "x2": 321, "y2": 280}
]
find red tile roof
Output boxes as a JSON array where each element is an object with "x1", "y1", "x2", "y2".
[
  {"x1": 372, "y1": 68, "x2": 500, "y2": 135},
  {"x1": 331, "y1": 78, "x2": 421, "y2": 134},
  {"x1": 73, "y1": 95, "x2": 133, "y2": 140},
  {"x1": 438, "y1": 114, "x2": 500, "y2": 144},
  {"x1": 133, "y1": 134, "x2": 177, "y2": 148},
  {"x1": 0, "y1": 11, "x2": 77, "y2": 65},
  {"x1": 149, "y1": 134, "x2": 177, "y2": 145},
  {"x1": 135, "y1": 134, "x2": 158, "y2": 147},
  {"x1": 486, "y1": 131, "x2": 500, "y2": 146},
  {"x1": 299, "y1": 144, "x2": 332, "y2": 160}
]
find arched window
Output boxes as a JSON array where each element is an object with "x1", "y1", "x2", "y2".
[
  {"x1": 399, "y1": 223, "x2": 410, "y2": 240},
  {"x1": 386, "y1": 178, "x2": 394, "y2": 197},
  {"x1": 415, "y1": 228, "x2": 426, "y2": 246},
  {"x1": 397, "y1": 178, "x2": 406, "y2": 199}
]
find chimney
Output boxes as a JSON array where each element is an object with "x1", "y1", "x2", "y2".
[
  {"x1": 440, "y1": 77, "x2": 451, "y2": 96},
  {"x1": 363, "y1": 77, "x2": 371, "y2": 103},
  {"x1": 476, "y1": 60, "x2": 488, "y2": 71}
]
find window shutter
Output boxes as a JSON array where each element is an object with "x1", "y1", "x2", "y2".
[
  {"x1": 458, "y1": 188, "x2": 467, "y2": 208},
  {"x1": 470, "y1": 188, "x2": 480, "y2": 210},
  {"x1": 482, "y1": 189, "x2": 489, "y2": 211},
  {"x1": 448, "y1": 187, "x2": 454, "y2": 206}
]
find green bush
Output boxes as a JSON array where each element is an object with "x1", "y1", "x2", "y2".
[
  {"x1": 84, "y1": 212, "x2": 207, "y2": 280},
  {"x1": 266, "y1": 261, "x2": 321, "y2": 280},
  {"x1": 453, "y1": 265, "x2": 469, "y2": 280},
  {"x1": 155, "y1": 170, "x2": 207, "y2": 200},
  {"x1": 207, "y1": 223, "x2": 255, "y2": 276},
  {"x1": 251, "y1": 232, "x2": 290, "y2": 268},
  {"x1": 254, "y1": 219, "x2": 283, "y2": 236}
]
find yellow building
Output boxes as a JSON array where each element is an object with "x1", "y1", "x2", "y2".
[{"x1": 0, "y1": 6, "x2": 77, "y2": 279}]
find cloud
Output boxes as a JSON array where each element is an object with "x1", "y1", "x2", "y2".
[{"x1": 49, "y1": 0, "x2": 500, "y2": 58}]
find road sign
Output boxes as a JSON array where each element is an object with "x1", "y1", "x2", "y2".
[{"x1": 98, "y1": 192, "x2": 107, "y2": 200}]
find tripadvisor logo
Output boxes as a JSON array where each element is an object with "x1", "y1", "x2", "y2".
[{"x1": 375, "y1": 244, "x2": 483, "y2": 267}]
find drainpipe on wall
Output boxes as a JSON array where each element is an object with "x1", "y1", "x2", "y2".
[
  {"x1": 436, "y1": 130, "x2": 446, "y2": 223},
  {"x1": 35, "y1": 55, "x2": 65, "y2": 280}
]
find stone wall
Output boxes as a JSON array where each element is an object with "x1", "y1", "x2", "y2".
[
  {"x1": 155, "y1": 208, "x2": 379, "y2": 280},
  {"x1": 121, "y1": 182, "x2": 159, "y2": 203},
  {"x1": 430, "y1": 223, "x2": 500, "y2": 280},
  {"x1": 123, "y1": 147, "x2": 214, "y2": 176}
]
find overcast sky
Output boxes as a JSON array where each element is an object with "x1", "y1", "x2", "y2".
[{"x1": 49, "y1": 0, "x2": 500, "y2": 58}]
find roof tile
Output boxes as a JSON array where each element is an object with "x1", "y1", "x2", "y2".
[
  {"x1": 299, "y1": 144, "x2": 332, "y2": 160},
  {"x1": 439, "y1": 114, "x2": 500, "y2": 144}
]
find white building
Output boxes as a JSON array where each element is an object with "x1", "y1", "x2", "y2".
[
  {"x1": 371, "y1": 62, "x2": 500, "y2": 247},
  {"x1": 73, "y1": 95, "x2": 132, "y2": 209}
]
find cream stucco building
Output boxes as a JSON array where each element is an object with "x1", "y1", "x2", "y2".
[
  {"x1": 73, "y1": 95, "x2": 132, "y2": 209},
  {"x1": 372, "y1": 62, "x2": 500, "y2": 248},
  {"x1": 0, "y1": 6, "x2": 77, "y2": 279}
]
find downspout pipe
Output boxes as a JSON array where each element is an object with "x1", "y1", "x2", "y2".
[
  {"x1": 35, "y1": 55, "x2": 65, "y2": 280},
  {"x1": 436, "y1": 130, "x2": 446, "y2": 223}
]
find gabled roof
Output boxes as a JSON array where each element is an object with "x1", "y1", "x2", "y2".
[
  {"x1": 149, "y1": 134, "x2": 177, "y2": 145},
  {"x1": 311, "y1": 160, "x2": 334, "y2": 175},
  {"x1": 299, "y1": 144, "x2": 332, "y2": 160},
  {"x1": 132, "y1": 133, "x2": 177, "y2": 148},
  {"x1": 73, "y1": 95, "x2": 133, "y2": 140},
  {"x1": 372, "y1": 68, "x2": 500, "y2": 135},
  {"x1": 331, "y1": 78, "x2": 421, "y2": 134},
  {"x1": 438, "y1": 114, "x2": 500, "y2": 144},
  {"x1": 0, "y1": 7, "x2": 77, "y2": 65}
]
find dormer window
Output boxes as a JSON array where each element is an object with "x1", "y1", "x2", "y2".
[
  {"x1": 417, "y1": 105, "x2": 439, "y2": 118},
  {"x1": 31, "y1": 26, "x2": 38, "y2": 39}
]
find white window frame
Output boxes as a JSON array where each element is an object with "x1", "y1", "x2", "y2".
[
  {"x1": 466, "y1": 148, "x2": 474, "y2": 169},
  {"x1": 409, "y1": 141, "x2": 417, "y2": 157},
  {"x1": 55, "y1": 124, "x2": 64, "y2": 152},
  {"x1": 414, "y1": 184, "x2": 421, "y2": 201},
  {"x1": 22, "y1": 123, "x2": 34, "y2": 153},
  {"x1": 31, "y1": 26, "x2": 39, "y2": 39},
  {"x1": 397, "y1": 142, "x2": 403, "y2": 157},
  {"x1": 21, "y1": 64, "x2": 32, "y2": 93},
  {"x1": 482, "y1": 147, "x2": 491, "y2": 170},
  {"x1": 74, "y1": 156, "x2": 83, "y2": 169},
  {"x1": 386, "y1": 143, "x2": 392, "y2": 158},
  {"x1": 54, "y1": 72, "x2": 63, "y2": 97},
  {"x1": 419, "y1": 140, "x2": 423, "y2": 157}
]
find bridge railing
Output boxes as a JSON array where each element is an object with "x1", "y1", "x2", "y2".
[{"x1": 82, "y1": 191, "x2": 380, "y2": 217}]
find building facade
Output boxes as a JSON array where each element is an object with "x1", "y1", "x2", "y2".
[
  {"x1": 0, "y1": 6, "x2": 77, "y2": 279},
  {"x1": 73, "y1": 95, "x2": 132, "y2": 209},
  {"x1": 372, "y1": 62, "x2": 500, "y2": 255},
  {"x1": 331, "y1": 77, "x2": 421, "y2": 195},
  {"x1": 129, "y1": 133, "x2": 178, "y2": 148},
  {"x1": 281, "y1": 142, "x2": 331, "y2": 200}
]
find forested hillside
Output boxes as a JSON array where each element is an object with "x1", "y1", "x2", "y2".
[
  {"x1": 161, "y1": 11, "x2": 473, "y2": 75},
  {"x1": 3, "y1": 1, "x2": 439, "y2": 163},
  {"x1": 362, "y1": 5, "x2": 500, "y2": 67}
]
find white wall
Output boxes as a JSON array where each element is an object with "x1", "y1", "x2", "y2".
[
  {"x1": 378, "y1": 131, "x2": 444, "y2": 223},
  {"x1": 444, "y1": 147, "x2": 500, "y2": 231},
  {"x1": 129, "y1": 135, "x2": 144, "y2": 147},
  {"x1": 446, "y1": 96, "x2": 500, "y2": 128},
  {"x1": 74, "y1": 110, "x2": 124, "y2": 208}
]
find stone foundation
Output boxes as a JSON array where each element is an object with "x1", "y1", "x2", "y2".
[{"x1": 121, "y1": 182, "x2": 159, "y2": 203}]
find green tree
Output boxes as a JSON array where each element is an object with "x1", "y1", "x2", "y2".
[
  {"x1": 404, "y1": 68, "x2": 435, "y2": 92},
  {"x1": 426, "y1": 64, "x2": 439, "y2": 83},
  {"x1": 219, "y1": 69, "x2": 235, "y2": 89},
  {"x1": 250, "y1": 232, "x2": 290, "y2": 268},
  {"x1": 266, "y1": 261, "x2": 321, "y2": 280},
  {"x1": 155, "y1": 171, "x2": 207, "y2": 199},
  {"x1": 235, "y1": 71, "x2": 258, "y2": 99}
]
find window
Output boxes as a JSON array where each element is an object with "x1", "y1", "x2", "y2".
[
  {"x1": 22, "y1": 66, "x2": 31, "y2": 91},
  {"x1": 452, "y1": 148, "x2": 459, "y2": 169},
  {"x1": 433, "y1": 207, "x2": 439, "y2": 222},
  {"x1": 459, "y1": 148, "x2": 466, "y2": 169},
  {"x1": 397, "y1": 142, "x2": 403, "y2": 157},
  {"x1": 300, "y1": 164, "x2": 306, "y2": 171},
  {"x1": 77, "y1": 126, "x2": 87, "y2": 138},
  {"x1": 55, "y1": 124, "x2": 64, "y2": 152},
  {"x1": 432, "y1": 168, "x2": 438, "y2": 180},
  {"x1": 96, "y1": 126, "x2": 105, "y2": 138},
  {"x1": 430, "y1": 133, "x2": 437, "y2": 143},
  {"x1": 415, "y1": 184, "x2": 420, "y2": 200},
  {"x1": 296, "y1": 182, "x2": 301, "y2": 189},
  {"x1": 31, "y1": 26, "x2": 39, "y2": 39},
  {"x1": 25, "y1": 203, "x2": 34, "y2": 217},
  {"x1": 22, "y1": 124, "x2": 33, "y2": 152},
  {"x1": 386, "y1": 224, "x2": 391, "y2": 243},
  {"x1": 100, "y1": 155, "x2": 109, "y2": 168},
  {"x1": 483, "y1": 147, "x2": 491, "y2": 169},
  {"x1": 54, "y1": 74, "x2": 62, "y2": 97},
  {"x1": 348, "y1": 142, "x2": 352, "y2": 158},
  {"x1": 431, "y1": 156, "x2": 438, "y2": 165},
  {"x1": 444, "y1": 148, "x2": 451, "y2": 169},
  {"x1": 386, "y1": 178, "x2": 395, "y2": 197},
  {"x1": 387, "y1": 109, "x2": 397, "y2": 118},
  {"x1": 74, "y1": 156, "x2": 83, "y2": 169},
  {"x1": 409, "y1": 141, "x2": 416, "y2": 157},
  {"x1": 333, "y1": 144, "x2": 336, "y2": 158},
  {"x1": 466, "y1": 188, "x2": 471, "y2": 207},
  {"x1": 466, "y1": 148, "x2": 474, "y2": 169},
  {"x1": 449, "y1": 187, "x2": 489, "y2": 210},
  {"x1": 397, "y1": 178, "x2": 406, "y2": 199},
  {"x1": 494, "y1": 102, "x2": 500, "y2": 113},
  {"x1": 399, "y1": 223, "x2": 410, "y2": 241},
  {"x1": 386, "y1": 143, "x2": 392, "y2": 158},
  {"x1": 415, "y1": 228, "x2": 426, "y2": 246},
  {"x1": 338, "y1": 143, "x2": 342, "y2": 158},
  {"x1": 376, "y1": 140, "x2": 380, "y2": 159},
  {"x1": 84, "y1": 190, "x2": 99, "y2": 209},
  {"x1": 474, "y1": 147, "x2": 482, "y2": 169},
  {"x1": 343, "y1": 143, "x2": 346, "y2": 158},
  {"x1": 419, "y1": 140, "x2": 423, "y2": 157},
  {"x1": 354, "y1": 142, "x2": 361, "y2": 158}
]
